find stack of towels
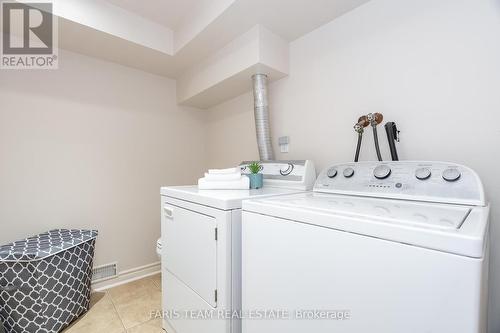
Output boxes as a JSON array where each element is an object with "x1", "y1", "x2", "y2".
[{"x1": 198, "y1": 167, "x2": 250, "y2": 190}]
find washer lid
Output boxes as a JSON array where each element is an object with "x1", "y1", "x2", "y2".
[
  {"x1": 243, "y1": 192, "x2": 489, "y2": 258},
  {"x1": 268, "y1": 193, "x2": 471, "y2": 230}
]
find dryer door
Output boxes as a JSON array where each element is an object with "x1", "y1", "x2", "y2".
[{"x1": 163, "y1": 204, "x2": 217, "y2": 307}]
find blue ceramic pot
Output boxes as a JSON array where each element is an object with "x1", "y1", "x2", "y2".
[{"x1": 248, "y1": 173, "x2": 263, "y2": 189}]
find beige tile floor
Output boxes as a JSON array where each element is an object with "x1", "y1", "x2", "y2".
[{"x1": 63, "y1": 273, "x2": 163, "y2": 333}]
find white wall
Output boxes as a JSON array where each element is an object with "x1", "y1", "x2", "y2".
[
  {"x1": 205, "y1": 0, "x2": 500, "y2": 331},
  {"x1": 0, "y1": 49, "x2": 207, "y2": 272}
]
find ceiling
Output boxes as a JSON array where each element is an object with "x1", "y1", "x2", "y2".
[
  {"x1": 240, "y1": 0, "x2": 371, "y2": 41},
  {"x1": 35, "y1": 0, "x2": 373, "y2": 108},
  {"x1": 103, "y1": 0, "x2": 200, "y2": 29}
]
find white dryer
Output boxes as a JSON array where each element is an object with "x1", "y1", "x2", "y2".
[
  {"x1": 241, "y1": 161, "x2": 489, "y2": 333},
  {"x1": 160, "y1": 160, "x2": 316, "y2": 333}
]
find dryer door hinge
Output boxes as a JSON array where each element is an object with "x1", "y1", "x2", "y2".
[{"x1": 215, "y1": 227, "x2": 218, "y2": 241}]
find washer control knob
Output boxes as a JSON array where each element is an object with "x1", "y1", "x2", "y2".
[
  {"x1": 442, "y1": 168, "x2": 461, "y2": 182},
  {"x1": 343, "y1": 167, "x2": 355, "y2": 178},
  {"x1": 327, "y1": 167, "x2": 338, "y2": 178},
  {"x1": 415, "y1": 167, "x2": 431, "y2": 180},
  {"x1": 373, "y1": 165, "x2": 392, "y2": 179}
]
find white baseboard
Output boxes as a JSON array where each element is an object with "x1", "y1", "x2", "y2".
[{"x1": 92, "y1": 261, "x2": 161, "y2": 292}]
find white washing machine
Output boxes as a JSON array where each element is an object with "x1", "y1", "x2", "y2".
[
  {"x1": 160, "y1": 160, "x2": 316, "y2": 333},
  {"x1": 241, "y1": 161, "x2": 489, "y2": 333}
]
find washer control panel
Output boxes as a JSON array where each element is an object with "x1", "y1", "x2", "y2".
[{"x1": 314, "y1": 161, "x2": 485, "y2": 206}]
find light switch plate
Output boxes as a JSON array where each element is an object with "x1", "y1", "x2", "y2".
[{"x1": 278, "y1": 136, "x2": 289, "y2": 153}]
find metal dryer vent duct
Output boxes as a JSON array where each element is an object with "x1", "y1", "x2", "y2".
[{"x1": 252, "y1": 74, "x2": 275, "y2": 161}]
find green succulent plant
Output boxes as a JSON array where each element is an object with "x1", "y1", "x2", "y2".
[{"x1": 248, "y1": 161, "x2": 262, "y2": 174}]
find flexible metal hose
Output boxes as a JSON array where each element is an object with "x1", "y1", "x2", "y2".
[{"x1": 252, "y1": 74, "x2": 274, "y2": 161}]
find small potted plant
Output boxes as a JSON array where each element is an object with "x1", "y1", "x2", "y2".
[{"x1": 248, "y1": 161, "x2": 263, "y2": 189}]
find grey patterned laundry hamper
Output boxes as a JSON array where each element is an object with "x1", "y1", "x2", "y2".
[{"x1": 0, "y1": 229, "x2": 98, "y2": 333}]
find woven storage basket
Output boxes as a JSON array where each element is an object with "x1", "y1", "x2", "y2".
[{"x1": 0, "y1": 229, "x2": 97, "y2": 333}]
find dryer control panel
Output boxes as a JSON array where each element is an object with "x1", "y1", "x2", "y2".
[
  {"x1": 315, "y1": 161, "x2": 485, "y2": 206},
  {"x1": 240, "y1": 160, "x2": 316, "y2": 190}
]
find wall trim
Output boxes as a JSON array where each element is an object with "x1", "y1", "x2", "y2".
[{"x1": 91, "y1": 261, "x2": 161, "y2": 291}]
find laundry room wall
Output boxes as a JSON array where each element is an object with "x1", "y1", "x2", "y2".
[
  {"x1": 204, "y1": 0, "x2": 500, "y2": 331},
  {"x1": 0, "y1": 49, "x2": 207, "y2": 274}
]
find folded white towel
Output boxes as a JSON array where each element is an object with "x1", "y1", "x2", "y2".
[
  {"x1": 208, "y1": 167, "x2": 239, "y2": 175},
  {"x1": 198, "y1": 176, "x2": 249, "y2": 190},
  {"x1": 204, "y1": 172, "x2": 241, "y2": 181}
]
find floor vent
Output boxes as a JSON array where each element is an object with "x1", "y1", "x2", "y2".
[{"x1": 92, "y1": 262, "x2": 118, "y2": 282}]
